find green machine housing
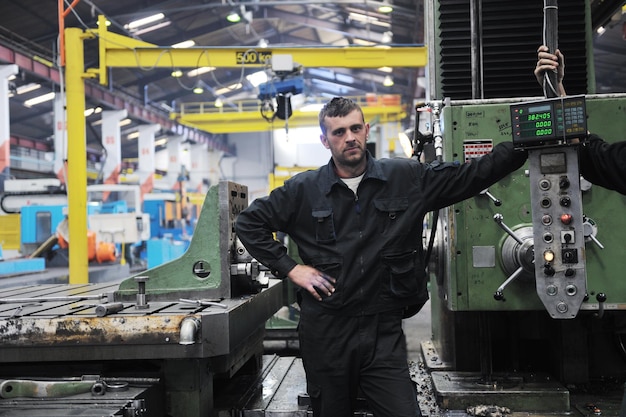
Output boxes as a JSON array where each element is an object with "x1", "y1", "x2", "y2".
[{"x1": 429, "y1": 94, "x2": 626, "y2": 384}]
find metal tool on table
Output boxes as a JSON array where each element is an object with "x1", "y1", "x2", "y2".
[{"x1": 0, "y1": 375, "x2": 158, "y2": 399}]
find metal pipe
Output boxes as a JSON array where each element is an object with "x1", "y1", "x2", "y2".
[
  {"x1": 470, "y1": 0, "x2": 483, "y2": 99},
  {"x1": 543, "y1": 0, "x2": 559, "y2": 98},
  {"x1": 179, "y1": 317, "x2": 200, "y2": 345}
]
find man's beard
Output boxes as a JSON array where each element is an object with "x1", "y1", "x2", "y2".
[{"x1": 338, "y1": 146, "x2": 365, "y2": 167}]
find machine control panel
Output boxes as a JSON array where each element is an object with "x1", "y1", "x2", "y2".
[
  {"x1": 527, "y1": 146, "x2": 587, "y2": 318},
  {"x1": 511, "y1": 96, "x2": 586, "y2": 148},
  {"x1": 510, "y1": 96, "x2": 588, "y2": 318}
]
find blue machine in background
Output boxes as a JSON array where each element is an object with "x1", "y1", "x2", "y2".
[
  {"x1": 14, "y1": 187, "x2": 200, "y2": 273},
  {"x1": 20, "y1": 205, "x2": 67, "y2": 256}
]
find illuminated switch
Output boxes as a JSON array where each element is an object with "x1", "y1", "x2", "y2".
[
  {"x1": 560, "y1": 214, "x2": 573, "y2": 225},
  {"x1": 543, "y1": 250, "x2": 555, "y2": 262}
]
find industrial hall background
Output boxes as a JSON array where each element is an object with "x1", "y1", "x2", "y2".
[{"x1": 0, "y1": 1, "x2": 625, "y2": 416}]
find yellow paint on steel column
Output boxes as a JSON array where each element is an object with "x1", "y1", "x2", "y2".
[{"x1": 64, "y1": 28, "x2": 91, "y2": 283}]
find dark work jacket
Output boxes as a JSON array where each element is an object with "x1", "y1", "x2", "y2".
[
  {"x1": 235, "y1": 142, "x2": 527, "y2": 316},
  {"x1": 579, "y1": 134, "x2": 626, "y2": 195}
]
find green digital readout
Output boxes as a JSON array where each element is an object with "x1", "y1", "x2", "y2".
[
  {"x1": 526, "y1": 112, "x2": 551, "y2": 121},
  {"x1": 510, "y1": 96, "x2": 587, "y2": 147}
]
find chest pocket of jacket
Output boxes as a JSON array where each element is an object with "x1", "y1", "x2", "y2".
[
  {"x1": 312, "y1": 209, "x2": 336, "y2": 243},
  {"x1": 373, "y1": 198, "x2": 409, "y2": 235}
]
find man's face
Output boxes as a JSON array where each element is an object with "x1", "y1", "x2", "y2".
[{"x1": 320, "y1": 109, "x2": 370, "y2": 173}]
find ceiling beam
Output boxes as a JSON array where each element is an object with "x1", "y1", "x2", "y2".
[{"x1": 89, "y1": 15, "x2": 426, "y2": 87}]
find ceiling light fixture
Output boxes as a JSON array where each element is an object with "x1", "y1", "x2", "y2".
[
  {"x1": 378, "y1": 2, "x2": 394, "y2": 13},
  {"x1": 193, "y1": 81, "x2": 204, "y2": 94},
  {"x1": 171, "y1": 69, "x2": 183, "y2": 78},
  {"x1": 23, "y1": 91, "x2": 55, "y2": 107},
  {"x1": 353, "y1": 38, "x2": 377, "y2": 46},
  {"x1": 132, "y1": 21, "x2": 171, "y2": 36},
  {"x1": 84, "y1": 107, "x2": 103, "y2": 117},
  {"x1": 187, "y1": 66, "x2": 216, "y2": 77},
  {"x1": 16, "y1": 83, "x2": 41, "y2": 95},
  {"x1": 383, "y1": 75, "x2": 394, "y2": 87},
  {"x1": 214, "y1": 83, "x2": 242, "y2": 95},
  {"x1": 172, "y1": 40, "x2": 195, "y2": 48},
  {"x1": 257, "y1": 38, "x2": 269, "y2": 48},
  {"x1": 214, "y1": 97, "x2": 223, "y2": 108},
  {"x1": 126, "y1": 13, "x2": 165, "y2": 30},
  {"x1": 226, "y1": 11, "x2": 241, "y2": 23}
]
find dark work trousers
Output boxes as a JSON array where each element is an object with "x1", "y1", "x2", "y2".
[{"x1": 298, "y1": 308, "x2": 421, "y2": 417}]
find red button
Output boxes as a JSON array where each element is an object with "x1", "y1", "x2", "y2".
[{"x1": 560, "y1": 214, "x2": 573, "y2": 225}]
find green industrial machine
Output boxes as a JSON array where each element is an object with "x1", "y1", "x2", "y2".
[
  {"x1": 425, "y1": 94, "x2": 626, "y2": 411},
  {"x1": 420, "y1": 0, "x2": 626, "y2": 411},
  {"x1": 436, "y1": 95, "x2": 626, "y2": 314}
]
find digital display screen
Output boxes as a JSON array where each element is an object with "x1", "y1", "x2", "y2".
[{"x1": 511, "y1": 96, "x2": 587, "y2": 147}]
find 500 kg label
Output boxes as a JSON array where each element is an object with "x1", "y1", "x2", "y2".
[{"x1": 235, "y1": 51, "x2": 272, "y2": 64}]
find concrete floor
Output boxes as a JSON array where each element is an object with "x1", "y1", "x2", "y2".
[{"x1": 403, "y1": 299, "x2": 432, "y2": 362}]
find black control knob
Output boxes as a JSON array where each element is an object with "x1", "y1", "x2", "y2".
[
  {"x1": 562, "y1": 249, "x2": 578, "y2": 263},
  {"x1": 559, "y1": 176, "x2": 570, "y2": 189},
  {"x1": 596, "y1": 293, "x2": 607, "y2": 303},
  {"x1": 564, "y1": 268, "x2": 575, "y2": 277},
  {"x1": 494, "y1": 291, "x2": 505, "y2": 301},
  {"x1": 560, "y1": 196, "x2": 571, "y2": 207},
  {"x1": 544, "y1": 264, "x2": 555, "y2": 276}
]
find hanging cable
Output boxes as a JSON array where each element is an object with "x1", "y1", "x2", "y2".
[{"x1": 542, "y1": 0, "x2": 560, "y2": 98}]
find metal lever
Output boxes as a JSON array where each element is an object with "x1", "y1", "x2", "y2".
[
  {"x1": 480, "y1": 189, "x2": 502, "y2": 206},
  {"x1": 179, "y1": 298, "x2": 228, "y2": 309},
  {"x1": 595, "y1": 293, "x2": 607, "y2": 319},
  {"x1": 494, "y1": 266, "x2": 524, "y2": 301},
  {"x1": 492, "y1": 214, "x2": 533, "y2": 301},
  {"x1": 493, "y1": 213, "x2": 524, "y2": 244},
  {"x1": 583, "y1": 218, "x2": 604, "y2": 249}
]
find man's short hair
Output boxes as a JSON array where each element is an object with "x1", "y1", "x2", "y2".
[{"x1": 318, "y1": 97, "x2": 365, "y2": 135}]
